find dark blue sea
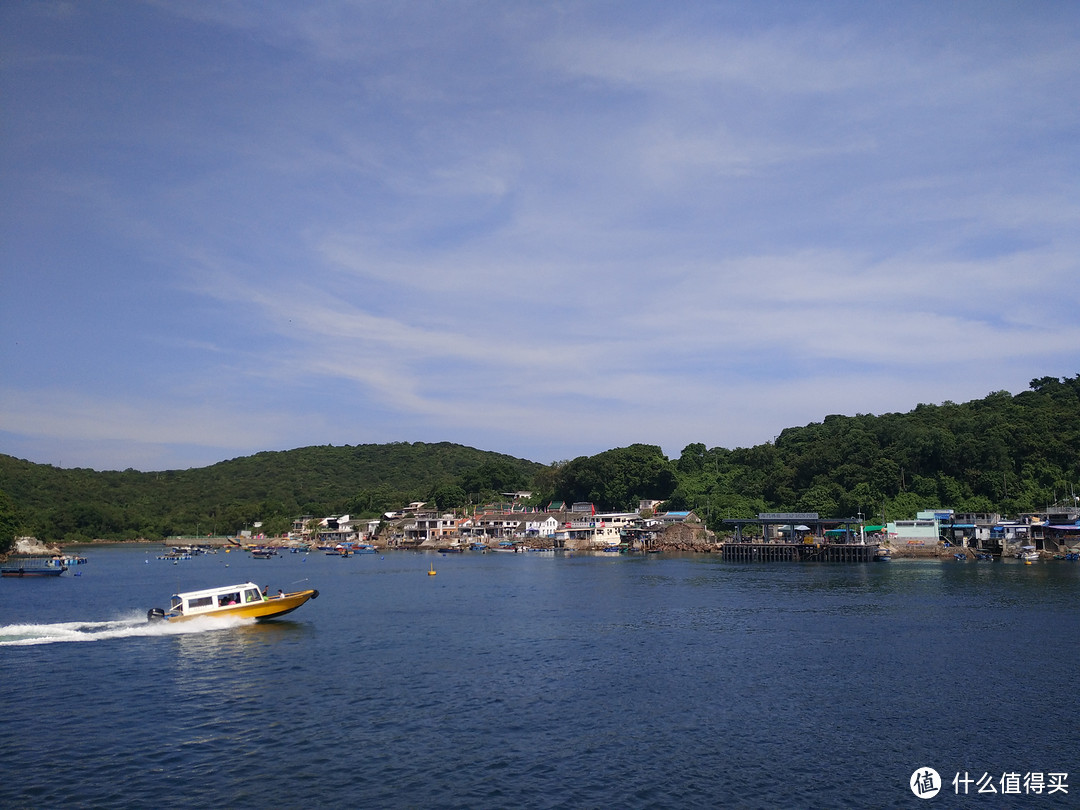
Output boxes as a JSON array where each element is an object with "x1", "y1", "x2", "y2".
[{"x1": 1, "y1": 546, "x2": 1077, "y2": 809}]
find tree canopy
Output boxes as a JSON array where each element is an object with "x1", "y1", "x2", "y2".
[{"x1": 1, "y1": 375, "x2": 1077, "y2": 545}]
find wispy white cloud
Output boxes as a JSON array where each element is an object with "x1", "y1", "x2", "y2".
[
  {"x1": 1, "y1": 1, "x2": 1077, "y2": 470},
  {"x1": 0, "y1": 387, "x2": 299, "y2": 452}
]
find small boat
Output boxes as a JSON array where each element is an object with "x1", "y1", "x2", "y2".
[
  {"x1": 873, "y1": 549, "x2": 891, "y2": 562},
  {"x1": 1, "y1": 557, "x2": 67, "y2": 577},
  {"x1": 147, "y1": 581, "x2": 319, "y2": 623},
  {"x1": 251, "y1": 548, "x2": 277, "y2": 559},
  {"x1": 438, "y1": 546, "x2": 464, "y2": 554},
  {"x1": 469, "y1": 542, "x2": 488, "y2": 552},
  {"x1": 1017, "y1": 546, "x2": 1039, "y2": 562}
]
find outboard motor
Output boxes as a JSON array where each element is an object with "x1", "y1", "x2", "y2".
[{"x1": 147, "y1": 607, "x2": 166, "y2": 623}]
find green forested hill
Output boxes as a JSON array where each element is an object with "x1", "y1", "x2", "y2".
[
  {"x1": 640, "y1": 374, "x2": 1080, "y2": 523},
  {"x1": 0, "y1": 442, "x2": 542, "y2": 544},
  {"x1": 1, "y1": 375, "x2": 1078, "y2": 549},
  {"x1": 547, "y1": 375, "x2": 1080, "y2": 522}
]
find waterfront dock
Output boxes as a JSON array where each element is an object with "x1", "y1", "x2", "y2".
[{"x1": 721, "y1": 542, "x2": 877, "y2": 562}]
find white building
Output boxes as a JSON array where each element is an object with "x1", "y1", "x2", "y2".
[
  {"x1": 524, "y1": 516, "x2": 560, "y2": 537},
  {"x1": 404, "y1": 513, "x2": 459, "y2": 543}
]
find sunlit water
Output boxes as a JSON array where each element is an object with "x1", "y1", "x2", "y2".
[{"x1": 1, "y1": 545, "x2": 1077, "y2": 808}]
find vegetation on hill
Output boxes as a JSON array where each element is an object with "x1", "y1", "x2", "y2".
[
  {"x1": 0, "y1": 442, "x2": 541, "y2": 548},
  {"x1": 653, "y1": 374, "x2": 1080, "y2": 526},
  {"x1": 1, "y1": 375, "x2": 1077, "y2": 550}
]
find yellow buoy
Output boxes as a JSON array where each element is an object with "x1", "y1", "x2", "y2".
[{"x1": 428, "y1": 563, "x2": 437, "y2": 576}]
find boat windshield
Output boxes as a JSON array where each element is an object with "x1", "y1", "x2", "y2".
[{"x1": 170, "y1": 595, "x2": 182, "y2": 612}]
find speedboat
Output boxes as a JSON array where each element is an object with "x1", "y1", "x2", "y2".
[
  {"x1": 147, "y1": 581, "x2": 319, "y2": 623},
  {"x1": 1017, "y1": 546, "x2": 1039, "y2": 562}
]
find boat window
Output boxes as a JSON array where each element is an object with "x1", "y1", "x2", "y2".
[
  {"x1": 170, "y1": 596, "x2": 183, "y2": 611},
  {"x1": 218, "y1": 592, "x2": 240, "y2": 606},
  {"x1": 188, "y1": 596, "x2": 214, "y2": 609},
  {"x1": 244, "y1": 588, "x2": 261, "y2": 603}
]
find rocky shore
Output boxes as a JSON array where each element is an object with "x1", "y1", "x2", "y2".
[{"x1": 3, "y1": 536, "x2": 64, "y2": 559}]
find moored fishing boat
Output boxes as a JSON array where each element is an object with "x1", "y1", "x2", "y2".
[
  {"x1": 147, "y1": 581, "x2": 319, "y2": 623},
  {"x1": 1, "y1": 557, "x2": 67, "y2": 577}
]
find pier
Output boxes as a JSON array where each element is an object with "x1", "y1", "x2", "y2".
[
  {"x1": 721, "y1": 542, "x2": 877, "y2": 563},
  {"x1": 721, "y1": 512, "x2": 877, "y2": 562}
]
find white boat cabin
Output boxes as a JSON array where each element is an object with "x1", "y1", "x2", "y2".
[{"x1": 170, "y1": 582, "x2": 265, "y2": 615}]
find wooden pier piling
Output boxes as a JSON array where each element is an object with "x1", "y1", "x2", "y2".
[{"x1": 721, "y1": 543, "x2": 876, "y2": 563}]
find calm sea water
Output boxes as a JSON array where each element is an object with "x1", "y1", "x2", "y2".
[{"x1": 1, "y1": 546, "x2": 1077, "y2": 809}]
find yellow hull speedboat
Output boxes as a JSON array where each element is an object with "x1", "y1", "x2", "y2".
[{"x1": 148, "y1": 581, "x2": 319, "y2": 623}]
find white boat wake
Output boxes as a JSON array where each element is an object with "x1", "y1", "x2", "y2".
[{"x1": 0, "y1": 614, "x2": 255, "y2": 646}]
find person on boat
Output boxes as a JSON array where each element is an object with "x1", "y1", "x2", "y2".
[
  {"x1": 277, "y1": 589, "x2": 284, "y2": 599},
  {"x1": 261, "y1": 585, "x2": 268, "y2": 598}
]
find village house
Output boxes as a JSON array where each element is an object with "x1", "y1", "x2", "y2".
[
  {"x1": 886, "y1": 513, "x2": 942, "y2": 549},
  {"x1": 555, "y1": 511, "x2": 638, "y2": 547},
  {"x1": 656, "y1": 510, "x2": 701, "y2": 524},
  {"x1": 315, "y1": 514, "x2": 359, "y2": 545},
  {"x1": 524, "y1": 515, "x2": 560, "y2": 538},
  {"x1": 403, "y1": 512, "x2": 460, "y2": 544},
  {"x1": 469, "y1": 514, "x2": 524, "y2": 539}
]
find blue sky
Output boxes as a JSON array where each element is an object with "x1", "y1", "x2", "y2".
[{"x1": 2, "y1": 1, "x2": 1078, "y2": 472}]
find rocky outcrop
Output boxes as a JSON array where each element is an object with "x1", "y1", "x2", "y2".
[
  {"x1": 12, "y1": 536, "x2": 63, "y2": 556},
  {"x1": 652, "y1": 523, "x2": 719, "y2": 552}
]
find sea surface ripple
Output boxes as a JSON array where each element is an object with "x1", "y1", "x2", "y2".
[{"x1": 1, "y1": 545, "x2": 1076, "y2": 808}]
